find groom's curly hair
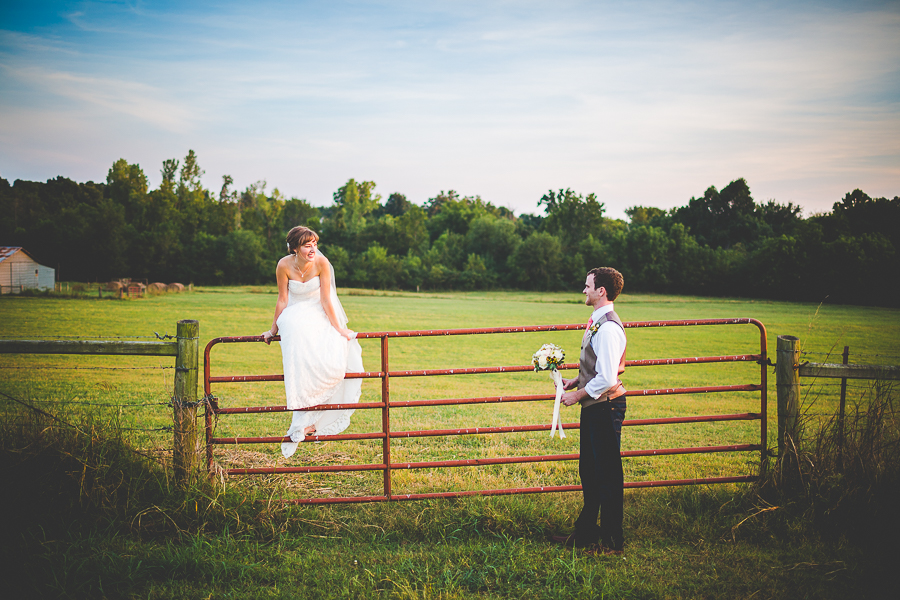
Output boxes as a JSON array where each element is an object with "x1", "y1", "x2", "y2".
[{"x1": 588, "y1": 267, "x2": 624, "y2": 301}]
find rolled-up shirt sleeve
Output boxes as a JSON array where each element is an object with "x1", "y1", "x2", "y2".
[{"x1": 584, "y1": 322, "x2": 626, "y2": 399}]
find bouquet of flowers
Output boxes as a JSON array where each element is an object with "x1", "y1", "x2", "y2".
[
  {"x1": 532, "y1": 343, "x2": 565, "y2": 372},
  {"x1": 532, "y1": 343, "x2": 567, "y2": 439}
]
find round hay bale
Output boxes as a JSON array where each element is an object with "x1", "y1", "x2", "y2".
[
  {"x1": 147, "y1": 282, "x2": 167, "y2": 293},
  {"x1": 167, "y1": 283, "x2": 185, "y2": 292},
  {"x1": 106, "y1": 281, "x2": 124, "y2": 292}
]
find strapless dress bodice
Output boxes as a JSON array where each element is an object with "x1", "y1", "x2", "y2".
[{"x1": 287, "y1": 277, "x2": 321, "y2": 305}]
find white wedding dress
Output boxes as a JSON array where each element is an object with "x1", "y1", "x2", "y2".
[{"x1": 277, "y1": 276, "x2": 363, "y2": 458}]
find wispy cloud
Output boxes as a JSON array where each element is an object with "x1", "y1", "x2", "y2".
[
  {"x1": 0, "y1": 1, "x2": 897, "y2": 215},
  {"x1": 1, "y1": 62, "x2": 194, "y2": 132}
]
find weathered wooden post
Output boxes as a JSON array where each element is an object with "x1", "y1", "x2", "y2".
[
  {"x1": 837, "y1": 345, "x2": 849, "y2": 467},
  {"x1": 776, "y1": 335, "x2": 801, "y2": 456},
  {"x1": 173, "y1": 319, "x2": 200, "y2": 486}
]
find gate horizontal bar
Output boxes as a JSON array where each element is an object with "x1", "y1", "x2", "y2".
[
  {"x1": 391, "y1": 444, "x2": 759, "y2": 469},
  {"x1": 215, "y1": 401, "x2": 386, "y2": 414},
  {"x1": 208, "y1": 371, "x2": 382, "y2": 383},
  {"x1": 627, "y1": 475, "x2": 757, "y2": 488},
  {"x1": 208, "y1": 355, "x2": 760, "y2": 385},
  {"x1": 391, "y1": 417, "x2": 760, "y2": 439},
  {"x1": 278, "y1": 475, "x2": 758, "y2": 504},
  {"x1": 627, "y1": 384, "x2": 760, "y2": 396},
  {"x1": 627, "y1": 355, "x2": 759, "y2": 366},
  {"x1": 212, "y1": 431, "x2": 386, "y2": 444},
  {"x1": 209, "y1": 386, "x2": 760, "y2": 417},
  {"x1": 625, "y1": 413, "x2": 760, "y2": 426},
  {"x1": 209, "y1": 412, "x2": 761, "y2": 445},
  {"x1": 356, "y1": 318, "x2": 763, "y2": 338},
  {"x1": 203, "y1": 319, "x2": 764, "y2": 352},
  {"x1": 222, "y1": 444, "x2": 758, "y2": 476},
  {"x1": 228, "y1": 463, "x2": 387, "y2": 475}
]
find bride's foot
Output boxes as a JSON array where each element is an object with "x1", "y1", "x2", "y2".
[{"x1": 303, "y1": 425, "x2": 316, "y2": 436}]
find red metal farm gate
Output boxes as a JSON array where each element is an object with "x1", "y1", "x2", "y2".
[{"x1": 203, "y1": 318, "x2": 768, "y2": 504}]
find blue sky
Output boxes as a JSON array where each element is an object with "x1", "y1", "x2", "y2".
[{"x1": 1, "y1": 1, "x2": 898, "y2": 219}]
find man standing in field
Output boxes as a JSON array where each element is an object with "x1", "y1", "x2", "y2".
[{"x1": 552, "y1": 267, "x2": 627, "y2": 555}]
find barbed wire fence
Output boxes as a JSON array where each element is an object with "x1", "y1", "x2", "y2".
[
  {"x1": 0, "y1": 332, "x2": 179, "y2": 340},
  {"x1": 795, "y1": 344, "x2": 898, "y2": 421},
  {"x1": 0, "y1": 332, "x2": 196, "y2": 453}
]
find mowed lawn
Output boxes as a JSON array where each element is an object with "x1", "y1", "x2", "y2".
[
  {"x1": 1, "y1": 288, "x2": 896, "y2": 499},
  {"x1": 1, "y1": 288, "x2": 898, "y2": 599}
]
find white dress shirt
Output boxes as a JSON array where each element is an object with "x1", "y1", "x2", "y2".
[{"x1": 584, "y1": 303, "x2": 627, "y2": 399}]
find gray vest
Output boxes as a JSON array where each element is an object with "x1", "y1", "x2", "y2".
[{"x1": 577, "y1": 310, "x2": 627, "y2": 414}]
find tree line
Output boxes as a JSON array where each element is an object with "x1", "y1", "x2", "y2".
[{"x1": 2, "y1": 151, "x2": 897, "y2": 306}]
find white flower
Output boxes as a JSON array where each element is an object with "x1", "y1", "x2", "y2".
[{"x1": 532, "y1": 342, "x2": 565, "y2": 371}]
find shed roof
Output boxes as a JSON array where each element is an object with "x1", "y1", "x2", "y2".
[{"x1": 0, "y1": 247, "x2": 37, "y2": 263}]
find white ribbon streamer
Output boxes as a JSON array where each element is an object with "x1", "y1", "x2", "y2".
[{"x1": 549, "y1": 369, "x2": 566, "y2": 439}]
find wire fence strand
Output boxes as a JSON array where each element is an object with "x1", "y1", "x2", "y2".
[
  {"x1": 800, "y1": 350, "x2": 900, "y2": 363},
  {"x1": 19, "y1": 398, "x2": 171, "y2": 408},
  {"x1": 0, "y1": 365, "x2": 174, "y2": 370},
  {"x1": 0, "y1": 333, "x2": 196, "y2": 340}
]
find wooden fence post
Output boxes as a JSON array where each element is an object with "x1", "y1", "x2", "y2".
[
  {"x1": 837, "y1": 345, "x2": 849, "y2": 466},
  {"x1": 776, "y1": 335, "x2": 800, "y2": 455},
  {"x1": 173, "y1": 319, "x2": 200, "y2": 486}
]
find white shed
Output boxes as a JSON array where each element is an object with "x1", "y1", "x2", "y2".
[{"x1": 0, "y1": 247, "x2": 56, "y2": 293}]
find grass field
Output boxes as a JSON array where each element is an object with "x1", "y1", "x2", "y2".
[{"x1": 1, "y1": 287, "x2": 898, "y2": 598}]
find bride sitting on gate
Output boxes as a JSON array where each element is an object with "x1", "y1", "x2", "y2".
[{"x1": 262, "y1": 226, "x2": 364, "y2": 458}]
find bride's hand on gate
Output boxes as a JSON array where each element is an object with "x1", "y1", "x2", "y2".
[
  {"x1": 261, "y1": 330, "x2": 276, "y2": 345},
  {"x1": 339, "y1": 328, "x2": 356, "y2": 340}
]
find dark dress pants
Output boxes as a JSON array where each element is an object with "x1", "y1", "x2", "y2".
[{"x1": 572, "y1": 402, "x2": 624, "y2": 549}]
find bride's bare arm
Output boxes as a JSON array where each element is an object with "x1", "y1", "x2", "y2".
[
  {"x1": 262, "y1": 258, "x2": 291, "y2": 344},
  {"x1": 319, "y1": 258, "x2": 354, "y2": 340}
]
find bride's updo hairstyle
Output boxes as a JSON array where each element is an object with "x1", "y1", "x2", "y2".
[{"x1": 286, "y1": 226, "x2": 319, "y2": 255}]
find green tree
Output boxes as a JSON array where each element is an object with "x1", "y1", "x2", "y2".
[
  {"x1": 819, "y1": 190, "x2": 900, "y2": 248},
  {"x1": 427, "y1": 230, "x2": 467, "y2": 272},
  {"x1": 400, "y1": 251, "x2": 425, "y2": 290},
  {"x1": 509, "y1": 231, "x2": 565, "y2": 290},
  {"x1": 329, "y1": 179, "x2": 380, "y2": 249},
  {"x1": 670, "y1": 179, "x2": 772, "y2": 249},
  {"x1": 174, "y1": 150, "x2": 209, "y2": 243},
  {"x1": 106, "y1": 159, "x2": 149, "y2": 222},
  {"x1": 239, "y1": 181, "x2": 285, "y2": 253},
  {"x1": 202, "y1": 175, "x2": 239, "y2": 237},
  {"x1": 357, "y1": 243, "x2": 402, "y2": 289},
  {"x1": 281, "y1": 198, "x2": 320, "y2": 233},
  {"x1": 160, "y1": 159, "x2": 179, "y2": 194},
  {"x1": 621, "y1": 226, "x2": 671, "y2": 290},
  {"x1": 379, "y1": 192, "x2": 412, "y2": 217},
  {"x1": 219, "y1": 175, "x2": 238, "y2": 203},
  {"x1": 395, "y1": 205, "x2": 429, "y2": 255},
  {"x1": 538, "y1": 189, "x2": 606, "y2": 251},
  {"x1": 459, "y1": 253, "x2": 495, "y2": 290},
  {"x1": 625, "y1": 205, "x2": 669, "y2": 228},
  {"x1": 425, "y1": 191, "x2": 497, "y2": 239},
  {"x1": 219, "y1": 230, "x2": 269, "y2": 284},
  {"x1": 465, "y1": 215, "x2": 519, "y2": 283},
  {"x1": 323, "y1": 245, "x2": 351, "y2": 285}
]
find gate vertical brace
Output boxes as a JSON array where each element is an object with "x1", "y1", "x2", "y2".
[
  {"x1": 758, "y1": 322, "x2": 768, "y2": 478},
  {"x1": 204, "y1": 338, "x2": 214, "y2": 476},
  {"x1": 381, "y1": 335, "x2": 392, "y2": 500},
  {"x1": 173, "y1": 319, "x2": 200, "y2": 487}
]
